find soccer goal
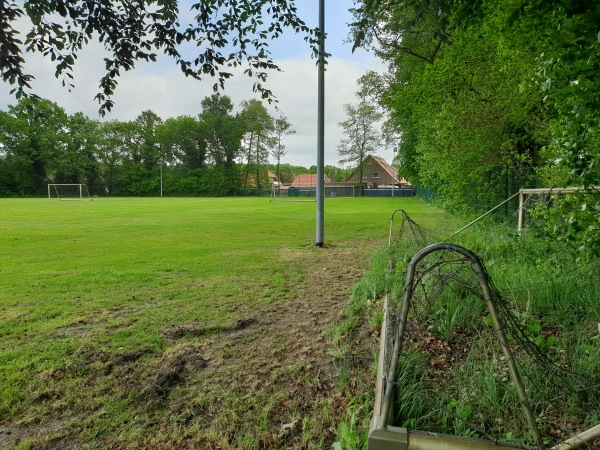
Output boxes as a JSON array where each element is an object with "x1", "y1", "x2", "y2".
[
  {"x1": 517, "y1": 186, "x2": 599, "y2": 233},
  {"x1": 270, "y1": 182, "x2": 359, "y2": 202},
  {"x1": 446, "y1": 186, "x2": 600, "y2": 239},
  {"x1": 270, "y1": 182, "x2": 315, "y2": 202},
  {"x1": 48, "y1": 184, "x2": 91, "y2": 200}
]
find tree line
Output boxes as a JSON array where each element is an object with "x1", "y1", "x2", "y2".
[
  {"x1": 351, "y1": 0, "x2": 599, "y2": 256},
  {"x1": 0, "y1": 95, "x2": 346, "y2": 197}
]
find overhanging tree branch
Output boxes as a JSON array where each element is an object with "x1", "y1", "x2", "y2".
[
  {"x1": 0, "y1": 0, "x2": 321, "y2": 115},
  {"x1": 373, "y1": 26, "x2": 442, "y2": 64}
]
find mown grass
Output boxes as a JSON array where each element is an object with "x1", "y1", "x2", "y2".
[{"x1": 0, "y1": 196, "x2": 454, "y2": 449}]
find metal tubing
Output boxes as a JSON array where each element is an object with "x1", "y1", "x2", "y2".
[
  {"x1": 388, "y1": 209, "x2": 406, "y2": 247},
  {"x1": 376, "y1": 249, "x2": 418, "y2": 429},
  {"x1": 519, "y1": 186, "x2": 599, "y2": 195},
  {"x1": 517, "y1": 190, "x2": 524, "y2": 234},
  {"x1": 315, "y1": 0, "x2": 325, "y2": 247},
  {"x1": 373, "y1": 209, "x2": 407, "y2": 429},
  {"x1": 374, "y1": 243, "x2": 541, "y2": 447},
  {"x1": 371, "y1": 293, "x2": 390, "y2": 430},
  {"x1": 469, "y1": 252, "x2": 541, "y2": 446},
  {"x1": 550, "y1": 423, "x2": 600, "y2": 450},
  {"x1": 370, "y1": 427, "x2": 527, "y2": 449}
]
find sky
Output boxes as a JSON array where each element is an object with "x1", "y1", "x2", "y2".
[{"x1": 0, "y1": 1, "x2": 390, "y2": 168}]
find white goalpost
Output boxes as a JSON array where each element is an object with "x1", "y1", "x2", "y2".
[
  {"x1": 270, "y1": 181, "x2": 360, "y2": 202},
  {"x1": 446, "y1": 186, "x2": 599, "y2": 240},
  {"x1": 48, "y1": 184, "x2": 92, "y2": 200},
  {"x1": 517, "y1": 186, "x2": 599, "y2": 234}
]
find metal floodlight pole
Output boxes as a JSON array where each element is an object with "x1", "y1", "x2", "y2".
[
  {"x1": 159, "y1": 156, "x2": 163, "y2": 197},
  {"x1": 315, "y1": 0, "x2": 325, "y2": 247}
]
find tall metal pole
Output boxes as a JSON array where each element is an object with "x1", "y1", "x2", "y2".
[
  {"x1": 160, "y1": 156, "x2": 163, "y2": 197},
  {"x1": 316, "y1": 0, "x2": 325, "y2": 247}
]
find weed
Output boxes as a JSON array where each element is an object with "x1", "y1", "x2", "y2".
[
  {"x1": 332, "y1": 406, "x2": 368, "y2": 450},
  {"x1": 431, "y1": 293, "x2": 463, "y2": 342}
]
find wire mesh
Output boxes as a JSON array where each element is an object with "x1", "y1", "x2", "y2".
[{"x1": 380, "y1": 210, "x2": 600, "y2": 446}]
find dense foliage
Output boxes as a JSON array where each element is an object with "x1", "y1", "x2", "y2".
[
  {"x1": 351, "y1": 0, "x2": 600, "y2": 255},
  {"x1": 0, "y1": 96, "x2": 315, "y2": 197}
]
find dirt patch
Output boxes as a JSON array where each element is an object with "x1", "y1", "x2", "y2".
[
  {"x1": 55, "y1": 319, "x2": 96, "y2": 338},
  {"x1": 172, "y1": 243, "x2": 372, "y2": 448},
  {"x1": 151, "y1": 344, "x2": 208, "y2": 396},
  {"x1": 162, "y1": 318, "x2": 256, "y2": 341},
  {"x1": 32, "y1": 434, "x2": 84, "y2": 450},
  {"x1": 104, "y1": 349, "x2": 150, "y2": 374},
  {"x1": 0, "y1": 419, "x2": 78, "y2": 450},
  {"x1": 162, "y1": 324, "x2": 214, "y2": 340}
]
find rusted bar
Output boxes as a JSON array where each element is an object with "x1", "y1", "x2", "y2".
[
  {"x1": 370, "y1": 427, "x2": 526, "y2": 449},
  {"x1": 550, "y1": 423, "x2": 600, "y2": 450},
  {"x1": 372, "y1": 243, "x2": 541, "y2": 446}
]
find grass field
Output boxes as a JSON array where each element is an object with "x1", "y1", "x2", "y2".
[{"x1": 0, "y1": 197, "x2": 456, "y2": 449}]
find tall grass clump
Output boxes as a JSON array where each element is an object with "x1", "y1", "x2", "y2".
[
  {"x1": 333, "y1": 245, "x2": 404, "y2": 342},
  {"x1": 418, "y1": 222, "x2": 600, "y2": 445}
]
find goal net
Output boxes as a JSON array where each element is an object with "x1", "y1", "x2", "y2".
[
  {"x1": 371, "y1": 210, "x2": 596, "y2": 447},
  {"x1": 270, "y1": 182, "x2": 359, "y2": 202},
  {"x1": 48, "y1": 184, "x2": 91, "y2": 200},
  {"x1": 517, "y1": 186, "x2": 599, "y2": 234},
  {"x1": 444, "y1": 186, "x2": 600, "y2": 240}
]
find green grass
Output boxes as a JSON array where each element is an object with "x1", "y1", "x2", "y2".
[{"x1": 0, "y1": 196, "x2": 453, "y2": 449}]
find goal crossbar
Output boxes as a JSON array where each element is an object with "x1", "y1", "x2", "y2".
[
  {"x1": 517, "y1": 186, "x2": 599, "y2": 232},
  {"x1": 48, "y1": 183, "x2": 91, "y2": 200}
]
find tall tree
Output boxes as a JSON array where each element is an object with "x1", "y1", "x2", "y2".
[
  {"x1": 239, "y1": 99, "x2": 275, "y2": 189},
  {"x1": 200, "y1": 94, "x2": 245, "y2": 194},
  {"x1": 133, "y1": 110, "x2": 163, "y2": 172},
  {"x1": 65, "y1": 112, "x2": 101, "y2": 190},
  {"x1": 337, "y1": 100, "x2": 383, "y2": 181},
  {"x1": 200, "y1": 95, "x2": 244, "y2": 168},
  {"x1": 0, "y1": 1, "x2": 321, "y2": 114},
  {"x1": 271, "y1": 115, "x2": 295, "y2": 186},
  {"x1": 0, "y1": 98, "x2": 70, "y2": 195},
  {"x1": 157, "y1": 116, "x2": 207, "y2": 171},
  {"x1": 96, "y1": 120, "x2": 139, "y2": 195},
  {"x1": 351, "y1": 0, "x2": 599, "y2": 255},
  {"x1": 350, "y1": 0, "x2": 453, "y2": 64}
]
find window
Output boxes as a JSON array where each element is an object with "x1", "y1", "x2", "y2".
[
  {"x1": 362, "y1": 173, "x2": 368, "y2": 179},
  {"x1": 372, "y1": 172, "x2": 381, "y2": 179}
]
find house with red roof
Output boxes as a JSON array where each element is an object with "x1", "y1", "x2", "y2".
[
  {"x1": 345, "y1": 155, "x2": 411, "y2": 188},
  {"x1": 290, "y1": 173, "x2": 331, "y2": 188},
  {"x1": 268, "y1": 171, "x2": 279, "y2": 186}
]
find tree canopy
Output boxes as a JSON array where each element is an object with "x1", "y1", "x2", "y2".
[
  {"x1": 0, "y1": 95, "x2": 348, "y2": 198},
  {"x1": 0, "y1": 0, "x2": 321, "y2": 114},
  {"x1": 351, "y1": 0, "x2": 600, "y2": 256}
]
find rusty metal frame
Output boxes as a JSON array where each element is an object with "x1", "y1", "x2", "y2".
[{"x1": 370, "y1": 242, "x2": 542, "y2": 449}]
